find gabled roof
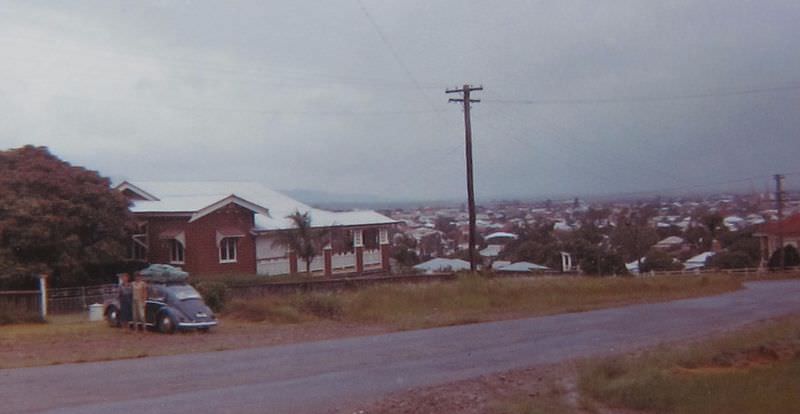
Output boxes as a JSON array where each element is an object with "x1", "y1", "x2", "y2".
[
  {"x1": 115, "y1": 181, "x2": 159, "y2": 201},
  {"x1": 121, "y1": 181, "x2": 396, "y2": 231},
  {"x1": 684, "y1": 251, "x2": 715, "y2": 271},
  {"x1": 758, "y1": 213, "x2": 800, "y2": 236}
]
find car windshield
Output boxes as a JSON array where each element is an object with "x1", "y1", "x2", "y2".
[{"x1": 169, "y1": 285, "x2": 202, "y2": 301}]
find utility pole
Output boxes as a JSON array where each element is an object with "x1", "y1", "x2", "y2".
[
  {"x1": 447, "y1": 84, "x2": 482, "y2": 272},
  {"x1": 775, "y1": 174, "x2": 785, "y2": 269}
]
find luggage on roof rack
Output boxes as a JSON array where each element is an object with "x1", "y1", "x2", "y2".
[{"x1": 138, "y1": 264, "x2": 189, "y2": 283}]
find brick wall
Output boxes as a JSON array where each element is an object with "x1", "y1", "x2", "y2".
[
  {"x1": 141, "y1": 204, "x2": 256, "y2": 275},
  {"x1": 185, "y1": 204, "x2": 256, "y2": 275}
]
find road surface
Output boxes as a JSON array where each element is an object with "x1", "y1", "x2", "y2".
[{"x1": 3, "y1": 280, "x2": 800, "y2": 414}]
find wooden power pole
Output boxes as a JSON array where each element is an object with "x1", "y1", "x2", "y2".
[
  {"x1": 447, "y1": 84, "x2": 482, "y2": 272},
  {"x1": 775, "y1": 174, "x2": 785, "y2": 269}
]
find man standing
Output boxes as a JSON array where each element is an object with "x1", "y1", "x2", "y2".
[
  {"x1": 117, "y1": 273, "x2": 133, "y2": 330},
  {"x1": 131, "y1": 273, "x2": 148, "y2": 332}
]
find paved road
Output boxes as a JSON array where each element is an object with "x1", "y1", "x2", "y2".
[{"x1": 3, "y1": 280, "x2": 800, "y2": 414}]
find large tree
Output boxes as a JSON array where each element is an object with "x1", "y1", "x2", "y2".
[
  {"x1": 610, "y1": 213, "x2": 658, "y2": 267},
  {"x1": 0, "y1": 146, "x2": 132, "y2": 287}
]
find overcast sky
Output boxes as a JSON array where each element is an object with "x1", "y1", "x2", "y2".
[{"x1": 1, "y1": 1, "x2": 799, "y2": 202}]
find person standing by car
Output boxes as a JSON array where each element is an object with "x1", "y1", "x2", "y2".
[
  {"x1": 131, "y1": 272, "x2": 148, "y2": 332},
  {"x1": 117, "y1": 273, "x2": 133, "y2": 330}
]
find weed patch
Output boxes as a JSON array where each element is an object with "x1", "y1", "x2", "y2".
[{"x1": 579, "y1": 314, "x2": 800, "y2": 413}]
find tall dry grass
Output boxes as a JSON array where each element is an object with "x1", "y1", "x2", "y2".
[
  {"x1": 579, "y1": 315, "x2": 800, "y2": 413},
  {"x1": 224, "y1": 274, "x2": 743, "y2": 330}
]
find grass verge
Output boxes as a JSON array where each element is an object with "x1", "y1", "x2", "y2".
[
  {"x1": 579, "y1": 314, "x2": 800, "y2": 413},
  {"x1": 0, "y1": 273, "x2": 749, "y2": 369},
  {"x1": 224, "y1": 273, "x2": 743, "y2": 330}
]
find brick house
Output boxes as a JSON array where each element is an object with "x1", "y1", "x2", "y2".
[
  {"x1": 117, "y1": 181, "x2": 397, "y2": 276},
  {"x1": 755, "y1": 213, "x2": 800, "y2": 266}
]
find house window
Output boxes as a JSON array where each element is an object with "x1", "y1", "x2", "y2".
[
  {"x1": 169, "y1": 240, "x2": 185, "y2": 264},
  {"x1": 129, "y1": 235, "x2": 147, "y2": 260},
  {"x1": 220, "y1": 237, "x2": 238, "y2": 263}
]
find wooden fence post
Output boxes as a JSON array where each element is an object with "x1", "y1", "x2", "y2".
[{"x1": 38, "y1": 274, "x2": 48, "y2": 320}]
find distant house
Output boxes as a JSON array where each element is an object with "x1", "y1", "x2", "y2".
[
  {"x1": 553, "y1": 221, "x2": 575, "y2": 232},
  {"x1": 723, "y1": 215, "x2": 745, "y2": 231},
  {"x1": 754, "y1": 213, "x2": 800, "y2": 266},
  {"x1": 117, "y1": 181, "x2": 397, "y2": 277},
  {"x1": 484, "y1": 232, "x2": 518, "y2": 243},
  {"x1": 494, "y1": 261, "x2": 550, "y2": 273},
  {"x1": 684, "y1": 251, "x2": 715, "y2": 271},
  {"x1": 654, "y1": 236, "x2": 685, "y2": 250},
  {"x1": 626, "y1": 258, "x2": 645, "y2": 274},
  {"x1": 479, "y1": 244, "x2": 504, "y2": 258},
  {"x1": 413, "y1": 258, "x2": 471, "y2": 273}
]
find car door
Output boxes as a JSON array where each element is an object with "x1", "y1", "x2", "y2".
[{"x1": 145, "y1": 284, "x2": 167, "y2": 326}]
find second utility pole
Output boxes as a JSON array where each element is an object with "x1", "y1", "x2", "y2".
[
  {"x1": 447, "y1": 84, "x2": 482, "y2": 272},
  {"x1": 775, "y1": 174, "x2": 785, "y2": 269}
]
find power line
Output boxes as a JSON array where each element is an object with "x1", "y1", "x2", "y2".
[
  {"x1": 355, "y1": 0, "x2": 444, "y2": 115},
  {"x1": 484, "y1": 84, "x2": 800, "y2": 106}
]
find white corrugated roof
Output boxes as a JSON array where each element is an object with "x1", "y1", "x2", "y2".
[
  {"x1": 124, "y1": 181, "x2": 396, "y2": 231},
  {"x1": 684, "y1": 251, "x2": 715, "y2": 270},
  {"x1": 479, "y1": 244, "x2": 504, "y2": 257},
  {"x1": 485, "y1": 232, "x2": 518, "y2": 240},
  {"x1": 495, "y1": 261, "x2": 550, "y2": 272},
  {"x1": 413, "y1": 258, "x2": 471, "y2": 272}
]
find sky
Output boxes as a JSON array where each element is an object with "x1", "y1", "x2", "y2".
[{"x1": 1, "y1": 1, "x2": 799, "y2": 202}]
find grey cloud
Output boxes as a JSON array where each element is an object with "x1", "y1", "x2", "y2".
[{"x1": 1, "y1": 0, "x2": 799, "y2": 201}]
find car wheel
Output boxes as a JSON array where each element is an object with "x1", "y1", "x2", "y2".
[
  {"x1": 157, "y1": 313, "x2": 176, "y2": 334},
  {"x1": 106, "y1": 306, "x2": 120, "y2": 328}
]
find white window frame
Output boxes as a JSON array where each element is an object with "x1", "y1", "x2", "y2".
[
  {"x1": 169, "y1": 239, "x2": 185, "y2": 265},
  {"x1": 219, "y1": 237, "x2": 238, "y2": 263}
]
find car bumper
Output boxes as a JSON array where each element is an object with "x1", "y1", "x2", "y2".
[{"x1": 178, "y1": 320, "x2": 218, "y2": 329}]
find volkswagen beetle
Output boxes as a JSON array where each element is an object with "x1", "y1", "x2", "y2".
[{"x1": 105, "y1": 281, "x2": 217, "y2": 333}]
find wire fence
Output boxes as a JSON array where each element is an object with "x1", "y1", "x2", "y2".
[
  {"x1": 634, "y1": 266, "x2": 800, "y2": 277},
  {"x1": 46, "y1": 284, "x2": 118, "y2": 314}
]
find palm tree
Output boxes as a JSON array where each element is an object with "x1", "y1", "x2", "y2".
[{"x1": 279, "y1": 211, "x2": 324, "y2": 275}]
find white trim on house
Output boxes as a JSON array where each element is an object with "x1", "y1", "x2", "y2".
[
  {"x1": 115, "y1": 181, "x2": 160, "y2": 201},
  {"x1": 219, "y1": 237, "x2": 238, "y2": 263},
  {"x1": 216, "y1": 228, "x2": 246, "y2": 246},
  {"x1": 189, "y1": 195, "x2": 271, "y2": 223},
  {"x1": 169, "y1": 239, "x2": 185, "y2": 265}
]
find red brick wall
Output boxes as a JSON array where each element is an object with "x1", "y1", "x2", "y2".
[
  {"x1": 146, "y1": 216, "x2": 190, "y2": 266},
  {"x1": 184, "y1": 204, "x2": 256, "y2": 275},
  {"x1": 141, "y1": 204, "x2": 256, "y2": 275}
]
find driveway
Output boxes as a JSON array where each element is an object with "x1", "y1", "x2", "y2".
[{"x1": 3, "y1": 280, "x2": 800, "y2": 414}]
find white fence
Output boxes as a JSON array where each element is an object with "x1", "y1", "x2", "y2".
[
  {"x1": 332, "y1": 252, "x2": 357, "y2": 272},
  {"x1": 301, "y1": 255, "x2": 325, "y2": 273},
  {"x1": 364, "y1": 249, "x2": 382, "y2": 268},
  {"x1": 257, "y1": 258, "x2": 290, "y2": 276},
  {"x1": 257, "y1": 250, "x2": 384, "y2": 276}
]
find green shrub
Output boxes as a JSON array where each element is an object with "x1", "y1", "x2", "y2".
[{"x1": 193, "y1": 281, "x2": 228, "y2": 312}]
